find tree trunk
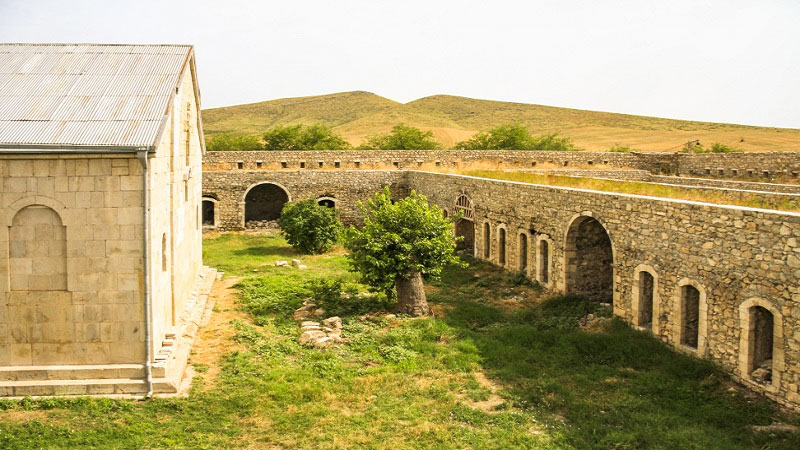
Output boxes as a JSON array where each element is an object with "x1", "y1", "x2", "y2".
[{"x1": 395, "y1": 270, "x2": 430, "y2": 316}]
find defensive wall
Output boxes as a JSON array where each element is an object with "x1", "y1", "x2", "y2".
[{"x1": 202, "y1": 150, "x2": 800, "y2": 410}]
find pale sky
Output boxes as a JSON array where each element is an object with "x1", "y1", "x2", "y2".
[{"x1": 1, "y1": 0, "x2": 798, "y2": 128}]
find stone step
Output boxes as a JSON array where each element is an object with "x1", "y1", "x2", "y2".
[
  {"x1": 0, "y1": 364, "x2": 145, "y2": 382},
  {"x1": 0, "y1": 376, "x2": 179, "y2": 397}
]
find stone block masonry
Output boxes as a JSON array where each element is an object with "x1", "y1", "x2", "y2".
[{"x1": 203, "y1": 163, "x2": 800, "y2": 411}]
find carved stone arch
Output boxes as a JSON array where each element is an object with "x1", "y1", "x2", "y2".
[
  {"x1": 316, "y1": 196, "x2": 337, "y2": 209},
  {"x1": 673, "y1": 278, "x2": 708, "y2": 356},
  {"x1": 738, "y1": 297, "x2": 784, "y2": 393},
  {"x1": 517, "y1": 228, "x2": 532, "y2": 275},
  {"x1": 481, "y1": 220, "x2": 492, "y2": 260},
  {"x1": 454, "y1": 194, "x2": 474, "y2": 221},
  {"x1": 202, "y1": 196, "x2": 219, "y2": 228},
  {"x1": 495, "y1": 223, "x2": 508, "y2": 267},
  {"x1": 5, "y1": 195, "x2": 70, "y2": 227},
  {"x1": 240, "y1": 181, "x2": 292, "y2": 227},
  {"x1": 563, "y1": 211, "x2": 616, "y2": 305},
  {"x1": 632, "y1": 264, "x2": 660, "y2": 334},
  {"x1": 535, "y1": 234, "x2": 553, "y2": 287}
]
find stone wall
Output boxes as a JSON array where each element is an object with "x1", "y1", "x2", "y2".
[
  {"x1": 406, "y1": 170, "x2": 800, "y2": 410},
  {"x1": 202, "y1": 170, "x2": 407, "y2": 230},
  {"x1": 204, "y1": 149, "x2": 800, "y2": 180},
  {"x1": 0, "y1": 154, "x2": 146, "y2": 366}
]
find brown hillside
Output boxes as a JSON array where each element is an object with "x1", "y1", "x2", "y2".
[{"x1": 202, "y1": 91, "x2": 800, "y2": 152}]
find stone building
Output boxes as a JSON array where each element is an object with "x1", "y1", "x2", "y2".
[{"x1": 0, "y1": 44, "x2": 209, "y2": 396}]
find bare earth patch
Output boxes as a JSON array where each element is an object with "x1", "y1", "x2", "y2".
[{"x1": 189, "y1": 275, "x2": 247, "y2": 389}]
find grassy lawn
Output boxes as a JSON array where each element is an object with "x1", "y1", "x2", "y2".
[
  {"x1": 1, "y1": 232, "x2": 798, "y2": 449},
  {"x1": 461, "y1": 170, "x2": 800, "y2": 212}
]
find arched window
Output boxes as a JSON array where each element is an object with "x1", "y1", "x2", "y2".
[
  {"x1": 498, "y1": 226, "x2": 507, "y2": 266},
  {"x1": 317, "y1": 197, "x2": 336, "y2": 209},
  {"x1": 632, "y1": 266, "x2": 659, "y2": 332},
  {"x1": 518, "y1": 232, "x2": 528, "y2": 272},
  {"x1": 454, "y1": 195, "x2": 474, "y2": 220},
  {"x1": 564, "y1": 215, "x2": 613, "y2": 303},
  {"x1": 538, "y1": 239, "x2": 550, "y2": 285},
  {"x1": 9, "y1": 205, "x2": 67, "y2": 291},
  {"x1": 483, "y1": 222, "x2": 491, "y2": 259},
  {"x1": 738, "y1": 298, "x2": 784, "y2": 391},
  {"x1": 673, "y1": 279, "x2": 708, "y2": 355}
]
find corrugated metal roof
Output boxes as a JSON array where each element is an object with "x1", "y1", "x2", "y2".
[{"x1": 0, "y1": 43, "x2": 192, "y2": 150}]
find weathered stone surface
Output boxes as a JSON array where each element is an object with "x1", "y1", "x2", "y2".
[
  {"x1": 298, "y1": 330, "x2": 326, "y2": 346},
  {"x1": 322, "y1": 317, "x2": 342, "y2": 330}
]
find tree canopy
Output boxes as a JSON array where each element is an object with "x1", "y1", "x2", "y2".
[
  {"x1": 454, "y1": 124, "x2": 578, "y2": 151},
  {"x1": 279, "y1": 199, "x2": 343, "y2": 254},
  {"x1": 357, "y1": 124, "x2": 441, "y2": 150},
  {"x1": 263, "y1": 124, "x2": 352, "y2": 150},
  {"x1": 206, "y1": 133, "x2": 262, "y2": 151},
  {"x1": 343, "y1": 188, "x2": 462, "y2": 315}
]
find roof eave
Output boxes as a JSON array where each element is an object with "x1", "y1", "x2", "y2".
[{"x1": 0, "y1": 143, "x2": 154, "y2": 153}]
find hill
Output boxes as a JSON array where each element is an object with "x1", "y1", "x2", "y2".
[{"x1": 202, "y1": 91, "x2": 800, "y2": 152}]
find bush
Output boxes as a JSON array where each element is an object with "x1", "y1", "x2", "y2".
[
  {"x1": 710, "y1": 142, "x2": 743, "y2": 153},
  {"x1": 357, "y1": 124, "x2": 441, "y2": 150},
  {"x1": 262, "y1": 124, "x2": 352, "y2": 150},
  {"x1": 206, "y1": 133, "x2": 262, "y2": 151},
  {"x1": 608, "y1": 144, "x2": 637, "y2": 153},
  {"x1": 454, "y1": 124, "x2": 578, "y2": 151},
  {"x1": 279, "y1": 199, "x2": 342, "y2": 254}
]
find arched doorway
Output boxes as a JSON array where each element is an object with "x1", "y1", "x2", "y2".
[
  {"x1": 455, "y1": 219, "x2": 475, "y2": 253},
  {"x1": 243, "y1": 182, "x2": 290, "y2": 226},
  {"x1": 564, "y1": 215, "x2": 613, "y2": 303},
  {"x1": 202, "y1": 197, "x2": 217, "y2": 227}
]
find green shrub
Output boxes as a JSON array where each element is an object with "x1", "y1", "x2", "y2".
[
  {"x1": 279, "y1": 199, "x2": 342, "y2": 254},
  {"x1": 454, "y1": 124, "x2": 578, "y2": 151},
  {"x1": 710, "y1": 142, "x2": 743, "y2": 153},
  {"x1": 262, "y1": 124, "x2": 352, "y2": 150},
  {"x1": 357, "y1": 124, "x2": 441, "y2": 150},
  {"x1": 206, "y1": 133, "x2": 262, "y2": 151},
  {"x1": 608, "y1": 144, "x2": 637, "y2": 152}
]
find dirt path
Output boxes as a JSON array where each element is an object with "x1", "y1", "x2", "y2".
[{"x1": 189, "y1": 276, "x2": 247, "y2": 389}]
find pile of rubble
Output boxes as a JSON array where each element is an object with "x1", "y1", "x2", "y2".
[
  {"x1": 298, "y1": 317, "x2": 345, "y2": 348},
  {"x1": 245, "y1": 219, "x2": 279, "y2": 230},
  {"x1": 750, "y1": 360, "x2": 773, "y2": 384}
]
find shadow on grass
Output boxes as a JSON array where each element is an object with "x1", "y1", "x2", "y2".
[
  {"x1": 232, "y1": 245, "x2": 298, "y2": 258},
  {"x1": 428, "y1": 257, "x2": 800, "y2": 450}
]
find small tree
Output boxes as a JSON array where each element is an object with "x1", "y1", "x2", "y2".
[
  {"x1": 279, "y1": 199, "x2": 342, "y2": 254},
  {"x1": 206, "y1": 133, "x2": 263, "y2": 151},
  {"x1": 263, "y1": 124, "x2": 352, "y2": 150},
  {"x1": 454, "y1": 124, "x2": 578, "y2": 151},
  {"x1": 344, "y1": 188, "x2": 462, "y2": 316},
  {"x1": 357, "y1": 124, "x2": 441, "y2": 150}
]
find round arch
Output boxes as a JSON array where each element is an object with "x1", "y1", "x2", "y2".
[
  {"x1": 738, "y1": 297, "x2": 784, "y2": 392},
  {"x1": 562, "y1": 211, "x2": 615, "y2": 305},
  {"x1": 672, "y1": 278, "x2": 708, "y2": 356},
  {"x1": 241, "y1": 181, "x2": 292, "y2": 227},
  {"x1": 316, "y1": 196, "x2": 337, "y2": 209}
]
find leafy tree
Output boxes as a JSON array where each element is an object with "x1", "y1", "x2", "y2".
[
  {"x1": 357, "y1": 124, "x2": 441, "y2": 150},
  {"x1": 710, "y1": 142, "x2": 743, "y2": 153},
  {"x1": 279, "y1": 199, "x2": 342, "y2": 254},
  {"x1": 262, "y1": 124, "x2": 352, "y2": 150},
  {"x1": 206, "y1": 133, "x2": 263, "y2": 151},
  {"x1": 681, "y1": 141, "x2": 743, "y2": 154},
  {"x1": 454, "y1": 124, "x2": 578, "y2": 150},
  {"x1": 343, "y1": 188, "x2": 462, "y2": 316}
]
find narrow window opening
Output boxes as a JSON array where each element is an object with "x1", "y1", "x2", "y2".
[
  {"x1": 256, "y1": 161, "x2": 263, "y2": 169},
  {"x1": 638, "y1": 271, "x2": 654, "y2": 328},
  {"x1": 749, "y1": 306, "x2": 774, "y2": 385},
  {"x1": 334, "y1": 161, "x2": 341, "y2": 168},
  {"x1": 281, "y1": 161, "x2": 288, "y2": 169},
  {"x1": 519, "y1": 233, "x2": 528, "y2": 271},
  {"x1": 681, "y1": 285, "x2": 700, "y2": 349},
  {"x1": 237, "y1": 161, "x2": 244, "y2": 169},
  {"x1": 300, "y1": 161, "x2": 306, "y2": 169},
  {"x1": 162, "y1": 233, "x2": 168, "y2": 271},
  {"x1": 483, "y1": 223, "x2": 491, "y2": 259},
  {"x1": 498, "y1": 228, "x2": 506, "y2": 266},
  {"x1": 539, "y1": 240, "x2": 549, "y2": 284}
]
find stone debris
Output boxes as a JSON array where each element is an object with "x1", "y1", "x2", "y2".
[
  {"x1": 578, "y1": 313, "x2": 612, "y2": 332},
  {"x1": 245, "y1": 219, "x2": 279, "y2": 230},
  {"x1": 750, "y1": 359, "x2": 773, "y2": 384},
  {"x1": 296, "y1": 314, "x2": 345, "y2": 347},
  {"x1": 751, "y1": 422, "x2": 800, "y2": 433},
  {"x1": 275, "y1": 260, "x2": 289, "y2": 267},
  {"x1": 291, "y1": 259, "x2": 301, "y2": 267},
  {"x1": 297, "y1": 264, "x2": 309, "y2": 270}
]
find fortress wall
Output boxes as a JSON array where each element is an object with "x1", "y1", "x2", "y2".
[{"x1": 202, "y1": 163, "x2": 800, "y2": 410}]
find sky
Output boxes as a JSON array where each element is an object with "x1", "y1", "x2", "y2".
[{"x1": 1, "y1": 0, "x2": 798, "y2": 128}]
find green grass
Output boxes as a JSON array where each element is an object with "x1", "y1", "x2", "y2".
[
  {"x1": 462, "y1": 170, "x2": 800, "y2": 212},
  {"x1": 0, "y1": 233, "x2": 797, "y2": 449}
]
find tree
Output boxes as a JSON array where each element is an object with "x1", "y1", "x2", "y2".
[
  {"x1": 343, "y1": 188, "x2": 462, "y2": 316},
  {"x1": 262, "y1": 124, "x2": 352, "y2": 150},
  {"x1": 454, "y1": 124, "x2": 578, "y2": 151},
  {"x1": 206, "y1": 133, "x2": 262, "y2": 151},
  {"x1": 357, "y1": 124, "x2": 441, "y2": 150},
  {"x1": 279, "y1": 199, "x2": 342, "y2": 254}
]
